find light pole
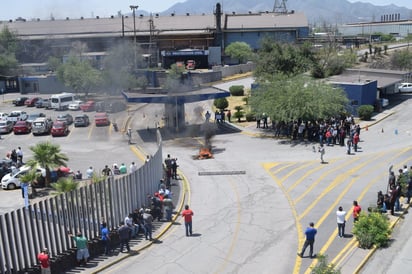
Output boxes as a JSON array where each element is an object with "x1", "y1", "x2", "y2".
[{"x1": 130, "y1": 5, "x2": 138, "y2": 71}]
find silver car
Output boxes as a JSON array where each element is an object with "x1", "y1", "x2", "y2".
[{"x1": 0, "y1": 120, "x2": 13, "y2": 134}]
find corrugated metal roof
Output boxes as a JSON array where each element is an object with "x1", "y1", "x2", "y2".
[
  {"x1": 226, "y1": 12, "x2": 308, "y2": 29},
  {"x1": 1, "y1": 12, "x2": 307, "y2": 40}
]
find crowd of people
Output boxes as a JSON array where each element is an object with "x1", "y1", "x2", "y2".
[
  {"x1": 376, "y1": 165, "x2": 412, "y2": 216},
  {"x1": 77, "y1": 162, "x2": 139, "y2": 180}
]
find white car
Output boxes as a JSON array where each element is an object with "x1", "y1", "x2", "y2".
[
  {"x1": 68, "y1": 100, "x2": 83, "y2": 111},
  {"x1": 1, "y1": 165, "x2": 46, "y2": 190},
  {"x1": 398, "y1": 83, "x2": 412, "y2": 93},
  {"x1": 0, "y1": 112, "x2": 8, "y2": 120}
]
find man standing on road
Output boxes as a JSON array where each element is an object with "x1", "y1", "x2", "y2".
[
  {"x1": 130, "y1": 162, "x2": 137, "y2": 173},
  {"x1": 298, "y1": 222, "x2": 317, "y2": 258},
  {"x1": 318, "y1": 144, "x2": 325, "y2": 164},
  {"x1": 118, "y1": 221, "x2": 131, "y2": 253},
  {"x1": 182, "y1": 204, "x2": 194, "y2": 236},
  {"x1": 336, "y1": 206, "x2": 346, "y2": 238}
]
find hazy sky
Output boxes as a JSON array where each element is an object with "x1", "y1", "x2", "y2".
[{"x1": 0, "y1": 0, "x2": 411, "y2": 21}]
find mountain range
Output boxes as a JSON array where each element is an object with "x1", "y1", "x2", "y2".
[{"x1": 158, "y1": 0, "x2": 412, "y2": 24}]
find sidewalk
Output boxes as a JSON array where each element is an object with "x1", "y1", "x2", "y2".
[{"x1": 65, "y1": 172, "x2": 187, "y2": 274}]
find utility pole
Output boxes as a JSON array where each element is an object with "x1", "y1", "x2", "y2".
[{"x1": 130, "y1": 5, "x2": 139, "y2": 71}]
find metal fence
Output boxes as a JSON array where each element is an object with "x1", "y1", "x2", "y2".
[{"x1": 0, "y1": 132, "x2": 163, "y2": 273}]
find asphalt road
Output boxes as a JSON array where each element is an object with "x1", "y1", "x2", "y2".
[
  {"x1": 93, "y1": 83, "x2": 412, "y2": 273},
  {"x1": 2, "y1": 86, "x2": 412, "y2": 273}
]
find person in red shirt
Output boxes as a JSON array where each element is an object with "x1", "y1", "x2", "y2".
[
  {"x1": 182, "y1": 204, "x2": 194, "y2": 236},
  {"x1": 37, "y1": 248, "x2": 51, "y2": 274},
  {"x1": 353, "y1": 133, "x2": 360, "y2": 152},
  {"x1": 352, "y1": 200, "x2": 361, "y2": 222}
]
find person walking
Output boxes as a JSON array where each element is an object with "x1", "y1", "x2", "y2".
[
  {"x1": 118, "y1": 221, "x2": 131, "y2": 253},
  {"x1": 297, "y1": 222, "x2": 317, "y2": 258},
  {"x1": 68, "y1": 231, "x2": 89, "y2": 266},
  {"x1": 182, "y1": 204, "x2": 194, "y2": 236},
  {"x1": 336, "y1": 206, "x2": 346, "y2": 238},
  {"x1": 37, "y1": 248, "x2": 51, "y2": 274},
  {"x1": 318, "y1": 144, "x2": 325, "y2": 164},
  {"x1": 352, "y1": 200, "x2": 361, "y2": 222}
]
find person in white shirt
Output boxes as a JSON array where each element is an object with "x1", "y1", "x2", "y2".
[
  {"x1": 336, "y1": 206, "x2": 346, "y2": 238},
  {"x1": 129, "y1": 162, "x2": 137, "y2": 173},
  {"x1": 86, "y1": 167, "x2": 94, "y2": 179}
]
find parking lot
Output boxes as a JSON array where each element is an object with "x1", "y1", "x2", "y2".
[{"x1": 0, "y1": 93, "x2": 149, "y2": 212}]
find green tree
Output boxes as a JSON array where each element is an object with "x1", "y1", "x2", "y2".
[
  {"x1": 224, "y1": 41, "x2": 253, "y2": 64},
  {"x1": 57, "y1": 56, "x2": 102, "y2": 96},
  {"x1": 357, "y1": 105, "x2": 374, "y2": 120},
  {"x1": 254, "y1": 38, "x2": 315, "y2": 80},
  {"x1": 390, "y1": 49, "x2": 412, "y2": 71},
  {"x1": 51, "y1": 177, "x2": 78, "y2": 194},
  {"x1": 26, "y1": 142, "x2": 69, "y2": 187},
  {"x1": 165, "y1": 63, "x2": 186, "y2": 90},
  {"x1": 249, "y1": 75, "x2": 349, "y2": 123},
  {"x1": 0, "y1": 26, "x2": 19, "y2": 76},
  {"x1": 233, "y1": 105, "x2": 245, "y2": 122},
  {"x1": 353, "y1": 212, "x2": 390, "y2": 249},
  {"x1": 214, "y1": 97, "x2": 229, "y2": 110}
]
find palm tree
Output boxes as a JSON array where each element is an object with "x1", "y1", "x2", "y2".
[
  {"x1": 51, "y1": 177, "x2": 78, "y2": 194},
  {"x1": 26, "y1": 142, "x2": 69, "y2": 187}
]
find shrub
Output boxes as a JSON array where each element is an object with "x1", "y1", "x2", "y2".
[
  {"x1": 357, "y1": 105, "x2": 374, "y2": 120},
  {"x1": 245, "y1": 112, "x2": 256, "y2": 122},
  {"x1": 229, "y1": 85, "x2": 245, "y2": 96},
  {"x1": 233, "y1": 106, "x2": 245, "y2": 122},
  {"x1": 310, "y1": 254, "x2": 341, "y2": 274},
  {"x1": 51, "y1": 178, "x2": 78, "y2": 193},
  {"x1": 353, "y1": 212, "x2": 390, "y2": 249},
  {"x1": 214, "y1": 98, "x2": 229, "y2": 110}
]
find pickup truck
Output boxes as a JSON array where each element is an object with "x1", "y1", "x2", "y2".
[{"x1": 7, "y1": 111, "x2": 28, "y2": 124}]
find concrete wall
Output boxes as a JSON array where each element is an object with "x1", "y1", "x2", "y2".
[{"x1": 212, "y1": 63, "x2": 256, "y2": 78}]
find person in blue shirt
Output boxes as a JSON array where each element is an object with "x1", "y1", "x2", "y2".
[
  {"x1": 101, "y1": 222, "x2": 111, "y2": 255},
  {"x1": 298, "y1": 222, "x2": 317, "y2": 258}
]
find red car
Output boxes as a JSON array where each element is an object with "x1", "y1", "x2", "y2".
[
  {"x1": 80, "y1": 100, "x2": 95, "y2": 112},
  {"x1": 24, "y1": 97, "x2": 40, "y2": 107},
  {"x1": 94, "y1": 112, "x2": 110, "y2": 126},
  {"x1": 13, "y1": 120, "x2": 32, "y2": 134},
  {"x1": 51, "y1": 121, "x2": 69, "y2": 137}
]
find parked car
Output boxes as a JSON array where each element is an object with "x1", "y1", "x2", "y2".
[
  {"x1": 32, "y1": 117, "x2": 53, "y2": 135},
  {"x1": 35, "y1": 98, "x2": 51, "y2": 109},
  {"x1": 0, "y1": 112, "x2": 9, "y2": 120},
  {"x1": 56, "y1": 113, "x2": 74, "y2": 125},
  {"x1": 80, "y1": 100, "x2": 96, "y2": 112},
  {"x1": 7, "y1": 111, "x2": 28, "y2": 124},
  {"x1": 68, "y1": 100, "x2": 83, "y2": 111},
  {"x1": 1, "y1": 165, "x2": 45, "y2": 190},
  {"x1": 398, "y1": 82, "x2": 412, "y2": 93},
  {"x1": 0, "y1": 120, "x2": 13, "y2": 134},
  {"x1": 51, "y1": 121, "x2": 69, "y2": 137},
  {"x1": 94, "y1": 112, "x2": 110, "y2": 126},
  {"x1": 13, "y1": 120, "x2": 32, "y2": 134},
  {"x1": 26, "y1": 113, "x2": 46, "y2": 124},
  {"x1": 12, "y1": 97, "x2": 29, "y2": 106},
  {"x1": 0, "y1": 158, "x2": 13, "y2": 180},
  {"x1": 24, "y1": 97, "x2": 40, "y2": 107},
  {"x1": 74, "y1": 114, "x2": 90, "y2": 127}
]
